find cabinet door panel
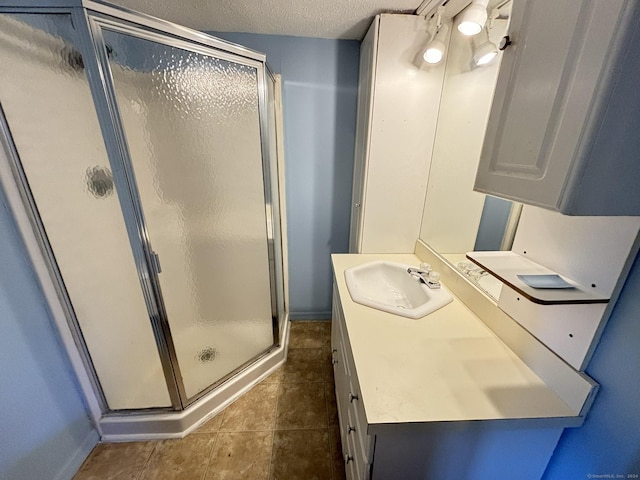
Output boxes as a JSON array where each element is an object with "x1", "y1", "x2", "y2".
[
  {"x1": 349, "y1": 17, "x2": 378, "y2": 252},
  {"x1": 474, "y1": 0, "x2": 622, "y2": 211}
]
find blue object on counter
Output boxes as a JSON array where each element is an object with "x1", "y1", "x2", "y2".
[{"x1": 517, "y1": 274, "x2": 575, "y2": 289}]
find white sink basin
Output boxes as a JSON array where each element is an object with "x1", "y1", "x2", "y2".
[{"x1": 344, "y1": 261, "x2": 453, "y2": 319}]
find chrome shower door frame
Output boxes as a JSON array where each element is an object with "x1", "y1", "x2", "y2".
[
  {"x1": 80, "y1": 3, "x2": 285, "y2": 409},
  {"x1": 0, "y1": 0, "x2": 286, "y2": 416}
]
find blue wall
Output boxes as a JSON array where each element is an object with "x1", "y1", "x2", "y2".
[
  {"x1": 474, "y1": 196, "x2": 513, "y2": 251},
  {"x1": 212, "y1": 33, "x2": 360, "y2": 319},
  {"x1": 0, "y1": 190, "x2": 98, "y2": 480},
  {"x1": 543, "y1": 248, "x2": 640, "y2": 478}
]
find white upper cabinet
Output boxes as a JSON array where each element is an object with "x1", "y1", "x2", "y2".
[
  {"x1": 474, "y1": 0, "x2": 640, "y2": 215},
  {"x1": 349, "y1": 14, "x2": 447, "y2": 253}
]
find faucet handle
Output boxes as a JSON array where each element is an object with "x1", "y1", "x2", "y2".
[
  {"x1": 419, "y1": 262, "x2": 432, "y2": 272},
  {"x1": 428, "y1": 271, "x2": 440, "y2": 283}
]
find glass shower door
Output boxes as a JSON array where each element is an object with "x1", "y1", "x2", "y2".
[
  {"x1": 95, "y1": 24, "x2": 276, "y2": 400},
  {"x1": 0, "y1": 13, "x2": 172, "y2": 410}
]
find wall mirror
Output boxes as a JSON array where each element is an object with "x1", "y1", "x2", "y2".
[{"x1": 419, "y1": 0, "x2": 517, "y2": 300}]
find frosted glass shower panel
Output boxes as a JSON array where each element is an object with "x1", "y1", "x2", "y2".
[
  {"x1": 103, "y1": 30, "x2": 275, "y2": 399},
  {"x1": 0, "y1": 14, "x2": 171, "y2": 410}
]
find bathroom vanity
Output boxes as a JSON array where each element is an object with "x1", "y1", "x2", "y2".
[
  {"x1": 339, "y1": 1, "x2": 640, "y2": 477},
  {"x1": 331, "y1": 253, "x2": 597, "y2": 480}
]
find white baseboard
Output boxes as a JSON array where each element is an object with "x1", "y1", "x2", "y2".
[{"x1": 54, "y1": 428, "x2": 100, "y2": 480}]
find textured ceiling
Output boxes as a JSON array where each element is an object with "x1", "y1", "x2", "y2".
[{"x1": 106, "y1": 0, "x2": 423, "y2": 40}]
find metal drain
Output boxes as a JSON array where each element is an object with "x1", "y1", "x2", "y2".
[{"x1": 197, "y1": 347, "x2": 217, "y2": 363}]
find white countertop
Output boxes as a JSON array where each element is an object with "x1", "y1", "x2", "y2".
[{"x1": 332, "y1": 253, "x2": 579, "y2": 428}]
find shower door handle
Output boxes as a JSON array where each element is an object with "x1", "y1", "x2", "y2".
[{"x1": 150, "y1": 251, "x2": 162, "y2": 274}]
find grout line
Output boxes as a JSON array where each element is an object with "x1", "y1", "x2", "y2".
[
  {"x1": 199, "y1": 432, "x2": 219, "y2": 480},
  {"x1": 272, "y1": 381, "x2": 283, "y2": 433},
  {"x1": 214, "y1": 428, "x2": 277, "y2": 433},
  {"x1": 263, "y1": 426, "x2": 337, "y2": 433},
  {"x1": 323, "y1": 381, "x2": 331, "y2": 433},
  {"x1": 267, "y1": 382, "x2": 283, "y2": 480},
  {"x1": 329, "y1": 426, "x2": 336, "y2": 480},
  {"x1": 323, "y1": 382, "x2": 336, "y2": 480},
  {"x1": 135, "y1": 441, "x2": 159, "y2": 480},
  {"x1": 269, "y1": 426, "x2": 335, "y2": 433},
  {"x1": 267, "y1": 429, "x2": 276, "y2": 480},
  {"x1": 274, "y1": 381, "x2": 328, "y2": 384}
]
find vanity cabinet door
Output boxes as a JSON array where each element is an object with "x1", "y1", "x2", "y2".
[
  {"x1": 332, "y1": 285, "x2": 374, "y2": 480},
  {"x1": 474, "y1": 0, "x2": 640, "y2": 215}
]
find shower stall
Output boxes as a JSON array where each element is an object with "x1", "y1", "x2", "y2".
[{"x1": 0, "y1": 0, "x2": 288, "y2": 438}]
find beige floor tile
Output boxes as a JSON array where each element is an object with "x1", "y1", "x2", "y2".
[
  {"x1": 281, "y1": 348, "x2": 333, "y2": 383},
  {"x1": 276, "y1": 382, "x2": 328, "y2": 429},
  {"x1": 220, "y1": 383, "x2": 279, "y2": 431},
  {"x1": 289, "y1": 321, "x2": 332, "y2": 349},
  {"x1": 329, "y1": 427, "x2": 346, "y2": 480},
  {"x1": 195, "y1": 412, "x2": 224, "y2": 433},
  {"x1": 205, "y1": 431, "x2": 273, "y2": 480},
  {"x1": 270, "y1": 429, "x2": 332, "y2": 480},
  {"x1": 139, "y1": 434, "x2": 216, "y2": 480},
  {"x1": 325, "y1": 383, "x2": 339, "y2": 427},
  {"x1": 77, "y1": 323, "x2": 343, "y2": 480},
  {"x1": 73, "y1": 441, "x2": 155, "y2": 480}
]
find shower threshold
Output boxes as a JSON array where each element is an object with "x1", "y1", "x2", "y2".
[{"x1": 99, "y1": 318, "x2": 289, "y2": 441}]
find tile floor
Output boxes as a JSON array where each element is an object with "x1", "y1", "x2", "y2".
[{"x1": 74, "y1": 321, "x2": 346, "y2": 480}]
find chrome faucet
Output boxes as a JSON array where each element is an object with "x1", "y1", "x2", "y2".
[{"x1": 407, "y1": 267, "x2": 441, "y2": 289}]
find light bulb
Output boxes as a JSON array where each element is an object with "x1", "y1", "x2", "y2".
[
  {"x1": 476, "y1": 50, "x2": 497, "y2": 65},
  {"x1": 457, "y1": 0, "x2": 489, "y2": 36},
  {"x1": 423, "y1": 39, "x2": 445, "y2": 64},
  {"x1": 422, "y1": 23, "x2": 449, "y2": 65},
  {"x1": 474, "y1": 41, "x2": 498, "y2": 65}
]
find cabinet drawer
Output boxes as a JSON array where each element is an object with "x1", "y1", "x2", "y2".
[
  {"x1": 331, "y1": 323, "x2": 348, "y2": 397},
  {"x1": 346, "y1": 378, "x2": 373, "y2": 465},
  {"x1": 331, "y1": 309, "x2": 349, "y2": 429},
  {"x1": 333, "y1": 378, "x2": 348, "y2": 456},
  {"x1": 332, "y1": 290, "x2": 351, "y2": 379},
  {"x1": 332, "y1": 283, "x2": 374, "y2": 477},
  {"x1": 344, "y1": 427, "x2": 359, "y2": 480},
  {"x1": 346, "y1": 407, "x2": 370, "y2": 480}
]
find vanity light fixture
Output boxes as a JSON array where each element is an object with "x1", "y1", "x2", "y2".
[
  {"x1": 422, "y1": 7, "x2": 449, "y2": 65},
  {"x1": 423, "y1": 24, "x2": 449, "y2": 64},
  {"x1": 457, "y1": 0, "x2": 489, "y2": 36},
  {"x1": 473, "y1": 28, "x2": 498, "y2": 66},
  {"x1": 474, "y1": 39, "x2": 498, "y2": 65}
]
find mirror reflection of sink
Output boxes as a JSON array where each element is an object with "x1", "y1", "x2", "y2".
[{"x1": 344, "y1": 261, "x2": 453, "y2": 319}]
